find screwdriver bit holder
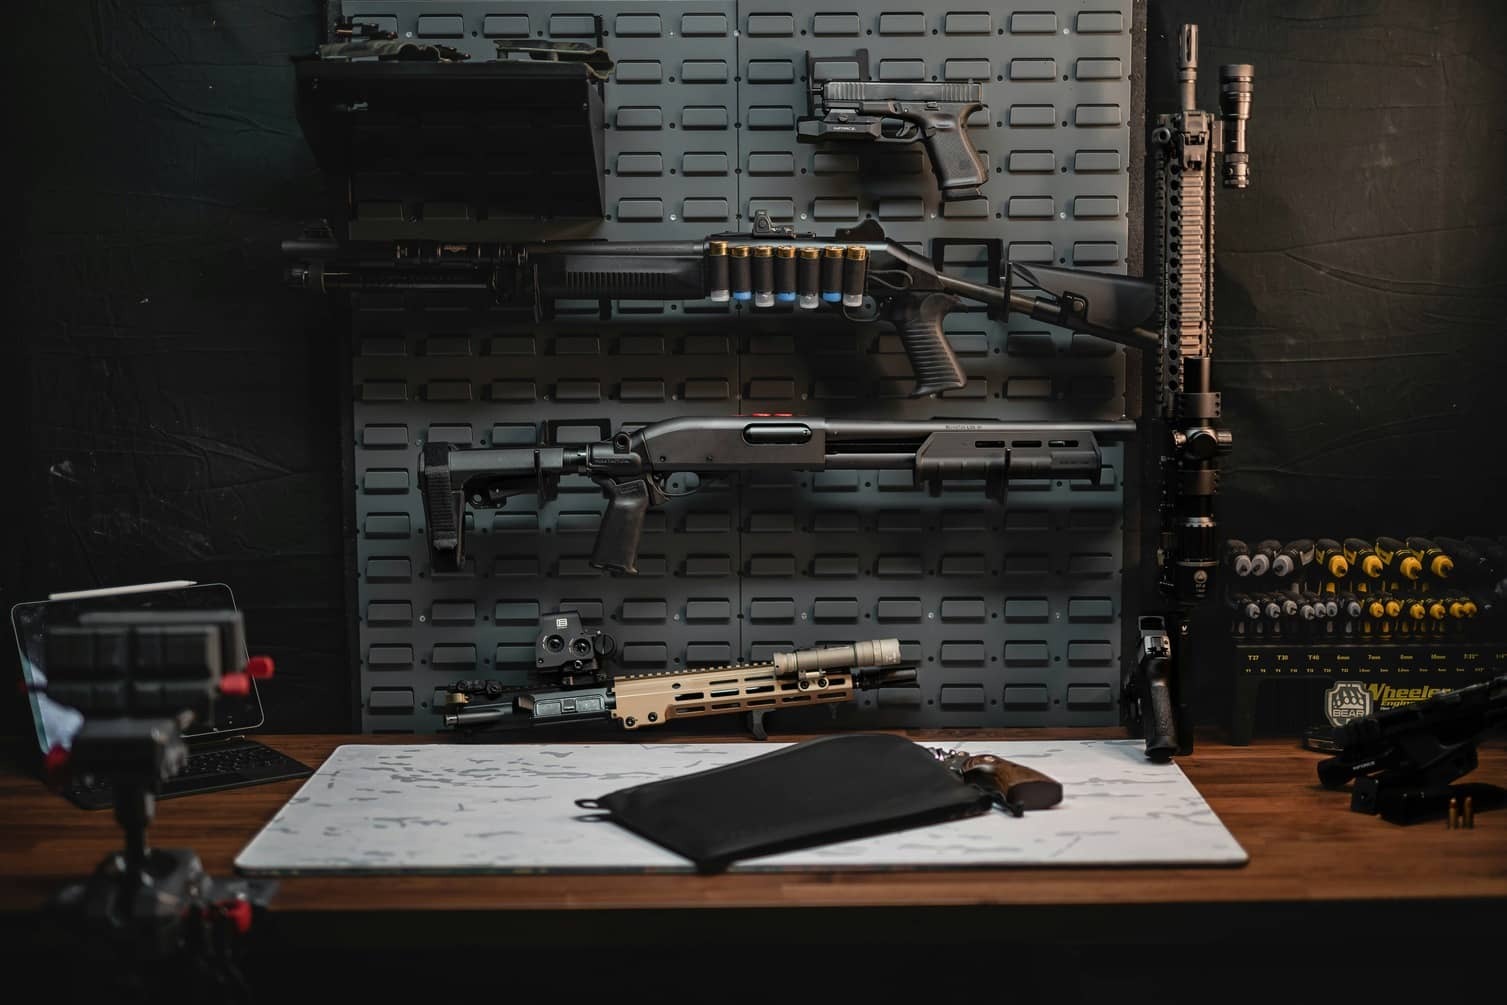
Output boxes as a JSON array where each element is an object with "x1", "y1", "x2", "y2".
[{"x1": 1219, "y1": 533, "x2": 1507, "y2": 743}]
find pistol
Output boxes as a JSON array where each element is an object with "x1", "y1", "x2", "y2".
[
  {"x1": 929, "y1": 748, "x2": 1064, "y2": 816},
  {"x1": 797, "y1": 50, "x2": 987, "y2": 201}
]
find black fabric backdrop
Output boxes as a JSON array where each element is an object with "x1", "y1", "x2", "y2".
[{"x1": 6, "y1": 1, "x2": 1506, "y2": 738}]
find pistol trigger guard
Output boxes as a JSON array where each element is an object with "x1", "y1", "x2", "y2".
[{"x1": 877, "y1": 119, "x2": 919, "y2": 143}]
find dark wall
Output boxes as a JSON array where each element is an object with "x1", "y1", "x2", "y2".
[
  {"x1": 6, "y1": 1, "x2": 349, "y2": 737},
  {"x1": 1151, "y1": 0, "x2": 1507, "y2": 539},
  {"x1": 7, "y1": 1, "x2": 1506, "y2": 739}
]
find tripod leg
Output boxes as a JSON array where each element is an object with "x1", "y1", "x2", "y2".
[{"x1": 114, "y1": 782, "x2": 155, "y2": 889}]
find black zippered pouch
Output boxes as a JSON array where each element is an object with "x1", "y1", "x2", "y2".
[{"x1": 576, "y1": 733, "x2": 995, "y2": 873}]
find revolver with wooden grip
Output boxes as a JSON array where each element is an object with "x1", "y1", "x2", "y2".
[{"x1": 930, "y1": 748, "x2": 1064, "y2": 816}]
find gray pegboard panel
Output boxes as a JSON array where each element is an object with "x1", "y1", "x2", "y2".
[
  {"x1": 339, "y1": 0, "x2": 1137, "y2": 732},
  {"x1": 733, "y1": 0, "x2": 1134, "y2": 422},
  {"x1": 733, "y1": 441, "x2": 1125, "y2": 729}
]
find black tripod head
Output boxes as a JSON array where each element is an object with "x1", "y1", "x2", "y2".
[{"x1": 38, "y1": 609, "x2": 276, "y2": 998}]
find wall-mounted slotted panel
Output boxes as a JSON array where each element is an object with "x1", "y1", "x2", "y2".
[{"x1": 340, "y1": 0, "x2": 1136, "y2": 731}]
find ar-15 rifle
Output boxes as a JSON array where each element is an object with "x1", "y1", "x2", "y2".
[
  {"x1": 286, "y1": 212, "x2": 1159, "y2": 397},
  {"x1": 1318, "y1": 675, "x2": 1507, "y2": 823},
  {"x1": 443, "y1": 611, "x2": 916, "y2": 739},
  {"x1": 421, "y1": 416, "x2": 1120, "y2": 575},
  {"x1": 1122, "y1": 25, "x2": 1252, "y2": 762}
]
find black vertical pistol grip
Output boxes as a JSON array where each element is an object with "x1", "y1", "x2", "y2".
[
  {"x1": 1140, "y1": 653, "x2": 1178, "y2": 763},
  {"x1": 921, "y1": 112, "x2": 987, "y2": 200},
  {"x1": 590, "y1": 478, "x2": 651, "y2": 574},
  {"x1": 890, "y1": 292, "x2": 967, "y2": 397}
]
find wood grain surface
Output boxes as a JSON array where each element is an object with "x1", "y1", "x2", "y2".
[{"x1": 3, "y1": 731, "x2": 1504, "y2": 935}]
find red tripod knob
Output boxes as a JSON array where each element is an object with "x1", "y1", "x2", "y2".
[{"x1": 43, "y1": 744, "x2": 71, "y2": 786}]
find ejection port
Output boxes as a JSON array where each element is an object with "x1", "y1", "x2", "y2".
[{"x1": 742, "y1": 423, "x2": 814, "y2": 445}]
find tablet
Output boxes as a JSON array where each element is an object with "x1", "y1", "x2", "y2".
[{"x1": 11, "y1": 581, "x2": 265, "y2": 753}]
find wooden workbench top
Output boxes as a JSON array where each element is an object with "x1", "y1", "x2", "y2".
[{"x1": 3, "y1": 731, "x2": 1503, "y2": 944}]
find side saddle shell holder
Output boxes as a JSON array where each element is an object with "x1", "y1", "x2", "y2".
[{"x1": 575, "y1": 733, "x2": 996, "y2": 873}]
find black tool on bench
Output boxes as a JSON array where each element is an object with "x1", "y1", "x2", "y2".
[{"x1": 1316, "y1": 674, "x2": 1507, "y2": 823}]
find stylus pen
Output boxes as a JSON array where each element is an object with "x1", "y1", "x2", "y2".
[{"x1": 48, "y1": 580, "x2": 198, "y2": 601}]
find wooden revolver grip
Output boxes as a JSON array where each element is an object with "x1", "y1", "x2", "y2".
[{"x1": 960, "y1": 754, "x2": 1063, "y2": 812}]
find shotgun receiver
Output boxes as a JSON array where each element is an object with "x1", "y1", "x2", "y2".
[{"x1": 421, "y1": 416, "x2": 1121, "y2": 574}]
